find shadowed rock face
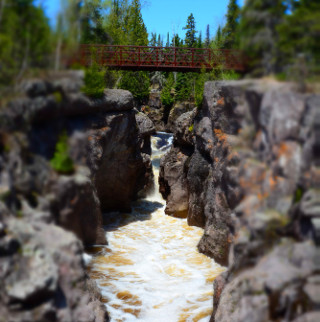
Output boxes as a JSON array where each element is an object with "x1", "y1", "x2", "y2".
[
  {"x1": 0, "y1": 71, "x2": 155, "y2": 321},
  {"x1": 159, "y1": 79, "x2": 320, "y2": 321},
  {"x1": 0, "y1": 215, "x2": 108, "y2": 322}
]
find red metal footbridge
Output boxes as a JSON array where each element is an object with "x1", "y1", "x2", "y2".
[{"x1": 79, "y1": 44, "x2": 245, "y2": 72}]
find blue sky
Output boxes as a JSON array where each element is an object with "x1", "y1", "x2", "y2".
[{"x1": 40, "y1": 0, "x2": 244, "y2": 41}]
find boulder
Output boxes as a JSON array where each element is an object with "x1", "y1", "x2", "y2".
[
  {"x1": 0, "y1": 218, "x2": 108, "y2": 322},
  {"x1": 51, "y1": 168, "x2": 106, "y2": 246},
  {"x1": 159, "y1": 147, "x2": 190, "y2": 218}
]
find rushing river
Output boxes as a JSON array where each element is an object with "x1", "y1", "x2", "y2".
[{"x1": 86, "y1": 133, "x2": 225, "y2": 322}]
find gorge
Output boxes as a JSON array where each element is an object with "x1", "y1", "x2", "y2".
[{"x1": 0, "y1": 72, "x2": 319, "y2": 322}]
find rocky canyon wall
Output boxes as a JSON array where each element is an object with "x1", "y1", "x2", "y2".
[
  {"x1": 159, "y1": 79, "x2": 320, "y2": 321},
  {"x1": 0, "y1": 71, "x2": 154, "y2": 321}
]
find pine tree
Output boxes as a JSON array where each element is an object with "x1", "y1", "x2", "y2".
[
  {"x1": 127, "y1": 0, "x2": 148, "y2": 46},
  {"x1": 238, "y1": 0, "x2": 286, "y2": 75},
  {"x1": 150, "y1": 32, "x2": 157, "y2": 46},
  {"x1": 277, "y1": 0, "x2": 320, "y2": 67},
  {"x1": 166, "y1": 32, "x2": 170, "y2": 47},
  {"x1": 205, "y1": 24, "x2": 210, "y2": 47},
  {"x1": 183, "y1": 13, "x2": 198, "y2": 48},
  {"x1": 0, "y1": 0, "x2": 51, "y2": 85},
  {"x1": 221, "y1": 0, "x2": 240, "y2": 49},
  {"x1": 197, "y1": 31, "x2": 202, "y2": 48},
  {"x1": 106, "y1": 0, "x2": 129, "y2": 45},
  {"x1": 81, "y1": 0, "x2": 109, "y2": 44},
  {"x1": 171, "y1": 34, "x2": 183, "y2": 47}
]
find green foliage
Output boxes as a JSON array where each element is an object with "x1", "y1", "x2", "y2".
[
  {"x1": 0, "y1": 0, "x2": 52, "y2": 86},
  {"x1": 81, "y1": 0, "x2": 110, "y2": 44},
  {"x1": 195, "y1": 71, "x2": 206, "y2": 107},
  {"x1": 82, "y1": 63, "x2": 106, "y2": 98},
  {"x1": 174, "y1": 73, "x2": 192, "y2": 102},
  {"x1": 188, "y1": 124, "x2": 194, "y2": 132},
  {"x1": 238, "y1": 0, "x2": 286, "y2": 75},
  {"x1": 221, "y1": 0, "x2": 240, "y2": 49},
  {"x1": 160, "y1": 73, "x2": 175, "y2": 107},
  {"x1": 50, "y1": 131, "x2": 74, "y2": 175},
  {"x1": 294, "y1": 187, "x2": 304, "y2": 203},
  {"x1": 183, "y1": 13, "x2": 198, "y2": 48},
  {"x1": 106, "y1": 0, "x2": 148, "y2": 46},
  {"x1": 119, "y1": 71, "x2": 150, "y2": 101},
  {"x1": 53, "y1": 91, "x2": 63, "y2": 103},
  {"x1": 277, "y1": 0, "x2": 320, "y2": 68}
]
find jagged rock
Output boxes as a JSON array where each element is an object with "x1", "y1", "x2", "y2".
[
  {"x1": 159, "y1": 147, "x2": 190, "y2": 218},
  {"x1": 88, "y1": 111, "x2": 149, "y2": 211},
  {"x1": 174, "y1": 109, "x2": 196, "y2": 148},
  {"x1": 0, "y1": 218, "x2": 108, "y2": 322},
  {"x1": 300, "y1": 189, "x2": 320, "y2": 218},
  {"x1": 159, "y1": 79, "x2": 319, "y2": 320},
  {"x1": 166, "y1": 101, "x2": 195, "y2": 133},
  {"x1": 19, "y1": 78, "x2": 53, "y2": 98},
  {"x1": 259, "y1": 90, "x2": 305, "y2": 145},
  {"x1": 51, "y1": 168, "x2": 106, "y2": 245},
  {"x1": 148, "y1": 90, "x2": 162, "y2": 109},
  {"x1": 102, "y1": 89, "x2": 134, "y2": 111},
  {"x1": 293, "y1": 312, "x2": 320, "y2": 322},
  {"x1": 135, "y1": 112, "x2": 156, "y2": 138},
  {"x1": 214, "y1": 241, "x2": 319, "y2": 322}
]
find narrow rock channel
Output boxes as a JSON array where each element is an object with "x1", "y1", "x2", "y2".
[{"x1": 86, "y1": 133, "x2": 225, "y2": 322}]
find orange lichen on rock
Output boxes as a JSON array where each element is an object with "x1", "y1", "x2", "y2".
[
  {"x1": 217, "y1": 97, "x2": 225, "y2": 106},
  {"x1": 214, "y1": 128, "x2": 228, "y2": 147}
]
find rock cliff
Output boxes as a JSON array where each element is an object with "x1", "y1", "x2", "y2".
[
  {"x1": 0, "y1": 71, "x2": 154, "y2": 321},
  {"x1": 159, "y1": 79, "x2": 320, "y2": 321}
]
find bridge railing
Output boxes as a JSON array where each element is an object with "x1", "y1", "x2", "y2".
[{"x1": 79, "y1": 45, "x2": 245, "y2": 71}]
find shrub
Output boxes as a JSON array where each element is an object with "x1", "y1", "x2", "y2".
[
  {"x1": 82, "y1": 64, "x2": 106, "y2": 98},
  {"x1": 50, "y1": 131, "x2": 74, "y2": 174},
  {"x1": 118, "y1": 71, "x2": 150, "y2": 102},
  {"x1": 161, "y1": 73, "x2": 175, "y2": 107}
]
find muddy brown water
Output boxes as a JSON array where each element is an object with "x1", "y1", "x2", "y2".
[{"x1": 86, "y1": 134, "x2": 225, "y2": 322}]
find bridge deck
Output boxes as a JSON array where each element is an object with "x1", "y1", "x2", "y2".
[{"x1": 79, "y1": 45, "x2": 245, "y2": 72}]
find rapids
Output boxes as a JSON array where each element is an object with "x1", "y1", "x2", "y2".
[{"x1": 86, "y1": 133, "x2": 225, "y2": 322}]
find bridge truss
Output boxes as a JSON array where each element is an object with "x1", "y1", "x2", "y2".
[{"x1": 79, "y1": 45, "x2": 245, "y2": 72}]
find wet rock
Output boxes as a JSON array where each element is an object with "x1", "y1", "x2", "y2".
[{"x1": 159, "y1": 147, "x2": 189, "y2": 218}]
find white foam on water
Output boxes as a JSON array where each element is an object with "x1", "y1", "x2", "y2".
[{"x1": 87, "y1": 134, "x2": 225, "y2": 322}]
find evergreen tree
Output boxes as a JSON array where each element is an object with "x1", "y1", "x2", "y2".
[
  {"x1": 205, "y1": 24, "x2": 210, "y2": 47},
  {"x1": 183, "y1": 13, "x2": 197, "y2": 48},
  {"x1": 277, "y1": 0, "x2": 320, "y2": 67},
  {"x1": 166, "y1": 32, "x2": 170, "y2": 47},
  {"x1": 221, "y1": 0, "x2": 240, "y2": 49},
  {"x1": 81, "y1": 0, "x2": 109, "y2": 44},
  {"x1": 0, "y1": 0, "x2": 51, "y2": 85},
  {"x1": 127, "y1": 0, "x2": 148, "y2": 46},
  {"x1": 238, "y1": 0, "x2": 286, "y2": 75},
  {"x1": 106, "y1": 0, "x2": 129, "y2": 45},
  {"x1": 171, "y1": 34, "x2": 183, "y2": 47},
  {"x1": 197, "y1": 31, "x2": 202, "y2": 48},
  {"x1": 150, "y1": 32, "x2": 157, "y2": 46}
]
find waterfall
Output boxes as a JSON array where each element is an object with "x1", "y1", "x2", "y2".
[{"x1": 86, "y1": 133, "x2": 225, "y2": 322}]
